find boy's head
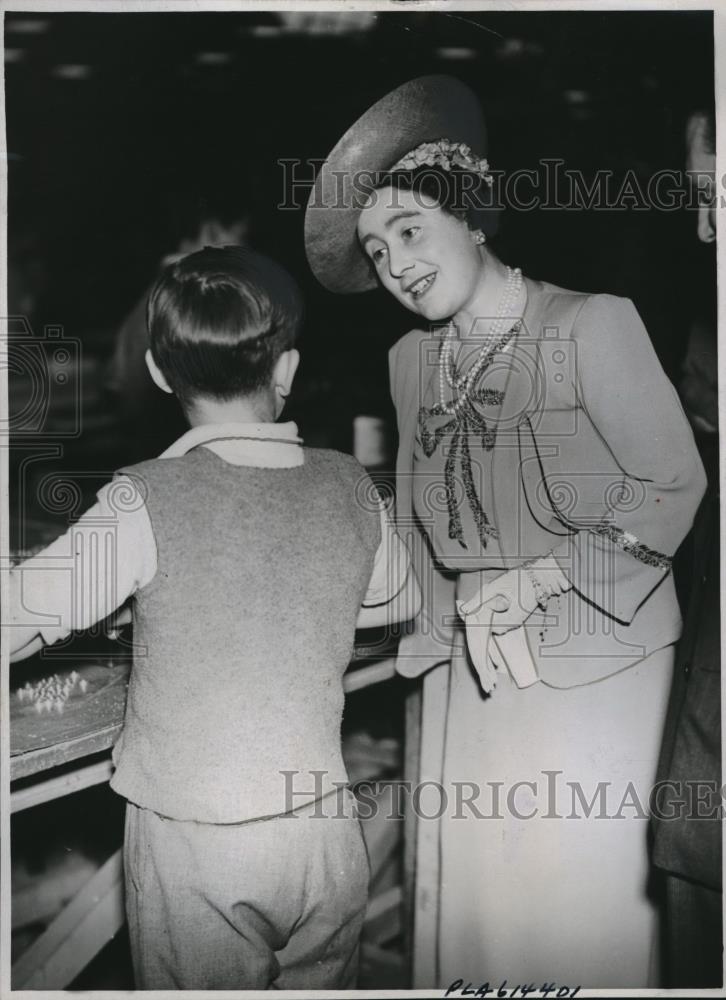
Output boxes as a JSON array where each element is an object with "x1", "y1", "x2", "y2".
[{"x1": 145, "y1": 246, "x2": 302, "y2": 414}]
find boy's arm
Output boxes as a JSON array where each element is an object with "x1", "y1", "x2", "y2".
[
  {"x1": 7, "y1": 475, "x2": 157, "y2": 660},
  {"x1": 356, "y1": 500, "x2": 421, "y2": 630}
]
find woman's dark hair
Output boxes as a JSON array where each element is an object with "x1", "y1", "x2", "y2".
[
  {"x1": 147, "y1": 246, "x2": 303, "y2": 405},
  {"x1": 374, "y1": 164, "x2": 499, "y2": 232}
]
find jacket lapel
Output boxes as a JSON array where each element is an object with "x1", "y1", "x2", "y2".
[{"x1": 496, "y1": 277, "x2": 547, "y2": 431}]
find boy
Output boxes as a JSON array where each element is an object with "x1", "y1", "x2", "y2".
[
  {"x1": 8, "y1": 246, "x2": 419, "y2": 990},
  {"x1": 104, "y1": 189, "x2": 250, "y2": 460}
]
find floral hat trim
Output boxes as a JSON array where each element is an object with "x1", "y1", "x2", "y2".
[{"x1": 389, "y1": 138, "x2": 493, "y2": 185}]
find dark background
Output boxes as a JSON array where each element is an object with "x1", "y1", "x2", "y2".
[{"x1": 6, "y1": 8, "x2": 715, "y2": 481}]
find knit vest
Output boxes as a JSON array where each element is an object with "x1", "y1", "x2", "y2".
[{"x1": 110, "y1": 446, "x2": 381, "y2": 823}]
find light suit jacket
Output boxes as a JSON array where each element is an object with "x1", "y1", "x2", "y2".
[{"x1": 390, "y1": 278, "x2": 707, "y2": 688}]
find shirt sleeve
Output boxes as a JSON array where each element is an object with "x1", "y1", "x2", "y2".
[
  {"x1": 549, "y1": 295, "x2": 707, "y2": 623},
  {"x1": 361, "y1": 496, "x2": 412, "y2": 607},
  {"x1": 7, "y1": 474, "x2": 157, "y2": 650}
]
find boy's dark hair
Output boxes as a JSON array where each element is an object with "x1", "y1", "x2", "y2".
[{"x1": 147, "y1": 246, "x2": 303, "y2": 405}]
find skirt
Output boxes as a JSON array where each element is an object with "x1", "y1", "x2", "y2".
[{"x1": 435, "y1": 642, "x2": 674, "y2": 989}]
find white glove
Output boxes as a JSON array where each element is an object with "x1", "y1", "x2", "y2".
[
  {"x1": 457, "y1": 556, "x2": 571, "y2": 692},
  {"x1": 456, "y1": 598, "x2": 499, "y2": 692},
  {"x1": 461, "y1": 556, "x2": 570, "y2": 635}
]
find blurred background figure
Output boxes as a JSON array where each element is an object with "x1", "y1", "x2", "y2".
[
  {"x1": 652, "y1": 109, "x2": 721, "y2": 990},
  {"x1": 104, "y1": 191, "x2": 249, "y2": 463},
  {"x1": 679, "y1": 112, "x2": 718, "y2": 437}
]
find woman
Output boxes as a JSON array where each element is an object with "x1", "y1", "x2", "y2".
[{"x1": 304, "y1": 76, "x2": 706, "y2": 988}]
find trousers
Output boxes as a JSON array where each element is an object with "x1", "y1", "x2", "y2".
[{"x1": 123, "y1": 791, "x2": 370, "y2": 990}]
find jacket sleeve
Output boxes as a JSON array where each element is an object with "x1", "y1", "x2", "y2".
[
  {"x1": 389, "y1": 333, "x2": 460, "y2": 678},
  {"x1": 550, "y1": 294, "x2": 707, "y2": 624}
]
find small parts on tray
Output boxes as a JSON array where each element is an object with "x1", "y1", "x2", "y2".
[{"x1": 16, "y1": 671, "x2": 88, "y2": 714}]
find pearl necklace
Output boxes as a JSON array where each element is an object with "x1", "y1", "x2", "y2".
[{"x1": 438, "y1": 266, "x2": 523, "y2": 414}]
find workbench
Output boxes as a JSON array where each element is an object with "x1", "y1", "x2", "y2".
[{"x1": 10, "y1": 641, "x2": 403, "y2": 989}]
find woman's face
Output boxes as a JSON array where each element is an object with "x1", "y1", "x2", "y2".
[{"x1": 357, "y1": 187, "x2": 483, "y2": 322}]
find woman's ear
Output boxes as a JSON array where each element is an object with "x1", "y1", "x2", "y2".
[
  {"x1": 145, "y1": 350, "x2": 174, "y2": 394},
  {"x1": 273, "y1": 348, "x2": 300, "y2": 399}
]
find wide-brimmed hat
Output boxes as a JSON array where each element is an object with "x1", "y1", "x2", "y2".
[{"x1": 304, "y1": 75, "x2": 492, "y2": 294}]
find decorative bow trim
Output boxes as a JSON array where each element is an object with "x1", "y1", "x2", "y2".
[
  {"x1": 417, "y1": 321, "x2": 521, "y2": 550},
  {"x1": 418, "y1": 390, "x2": 503, "y2": 549}
]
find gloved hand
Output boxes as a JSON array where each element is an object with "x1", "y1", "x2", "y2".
[
  {"x1": 460, "y1": 555, "x2": 571, "y2": 635},
  {"x1": 456, "y1": 556, "x2": 571, "y2": 692}
]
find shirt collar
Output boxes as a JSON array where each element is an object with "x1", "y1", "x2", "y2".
[{"x1": 159, "y1": 422, "x2": 304, "y2": 468}]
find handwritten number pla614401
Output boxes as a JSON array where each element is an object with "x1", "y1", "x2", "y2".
[{"x1": 444, "y1": 982, "x2": 582, "y2": 1000}]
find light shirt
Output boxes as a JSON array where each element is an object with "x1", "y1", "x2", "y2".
[{"x1": 8, "y1": 422, "x2": 408, "y2": 648}]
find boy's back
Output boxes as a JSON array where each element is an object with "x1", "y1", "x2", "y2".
[
  {"x1": 8, "y1": 246, "x2": 417, "y2": 989},
  {"x1": 113, "y1": 445, "x2": 381, "y2": 822}
]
